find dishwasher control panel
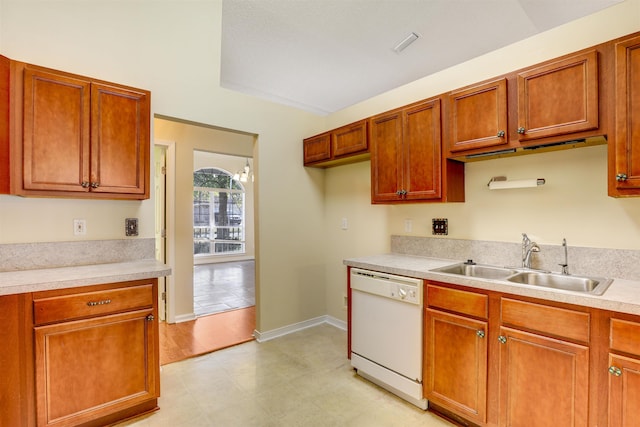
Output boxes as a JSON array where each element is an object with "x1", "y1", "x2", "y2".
[
  {"x1": 390, "y1": 283, "x2": 420, "y2": 304},
  {"x1": 350, "y1": 268, "x2": 422, "y2": 306}
]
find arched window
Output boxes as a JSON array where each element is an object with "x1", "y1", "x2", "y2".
[{"x1": 193, "y1": 168, "x2": 246, "y2": 256}]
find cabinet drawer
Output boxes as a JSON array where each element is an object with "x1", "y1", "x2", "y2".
[
  {"x1": 610, "y1": 318, "x2": 640, "y2": 357},
  {"x1": 34, "y1": 284, "x2": 153, "y2": 325},
  {"x1": 427, "y1": 284, "x2": 488, "y2": 319},
  {"x1": 501, "y1": 298, "x2": 590, "y2": 343}
]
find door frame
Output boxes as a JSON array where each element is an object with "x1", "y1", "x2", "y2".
[{"x1": 154, "y1": 139, "x2": 176, "y2": 324}]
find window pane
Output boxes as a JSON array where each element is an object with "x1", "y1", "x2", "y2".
[{"x1": 193, "y1": 167, "x2": 246, "y2": 257}]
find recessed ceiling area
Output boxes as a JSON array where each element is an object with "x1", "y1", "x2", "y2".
[{"x1": 221, "y1": 0, "x2": 622, "y2": 115}]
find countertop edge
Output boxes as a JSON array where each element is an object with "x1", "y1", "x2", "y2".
[
  {"x1": 344, "y1": 254, "x2": 640, "y2": 316},
  {"x1": 0, "y1": 260, "x2": 171, "y2": 296}
]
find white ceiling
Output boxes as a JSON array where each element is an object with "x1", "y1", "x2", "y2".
[{"x1": 221, "y1": 0, "x2": 622, "y2": 115}]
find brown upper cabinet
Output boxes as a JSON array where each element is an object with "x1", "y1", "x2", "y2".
[
  {"x1": 446, "y1": 50, "x2": 601, "y2": 158},
  {"x1": 516, "y1": 50, "x2": 599, "y2": 142},
  {"x1": 448, "y1": 78, "x2": 508, "y2": 154},
  {"x1": 303, "y1": 119, "x2": 368, "y2": 167},
  {"x1": 611, "y1": 34, "x2": 640, "y2": 196},
  {"x1": 1, "y1": 57, "x2": 150, "y2": 199},
  {"x1": 370, "y1": 98, "x2": 464, "y2": 203}
]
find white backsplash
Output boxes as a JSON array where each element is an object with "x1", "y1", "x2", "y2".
[{"x1": 391, "y1": 235, "x2": 640, "y2": 281}]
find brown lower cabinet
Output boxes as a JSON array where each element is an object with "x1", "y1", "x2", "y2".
[
  {"x1": 422, "y1": 280, "x2": 640, "y2": 427},
  {"x1": 498, "y1": 327, "x2": 589, "y2": 427},
  {"x1": 608, "y1": 317, "x2": 640, "y2": 427},
  {"x1": 0, "y1": 279, "x2": 159, "y2": 427}
]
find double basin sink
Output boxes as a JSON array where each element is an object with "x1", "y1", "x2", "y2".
[{"x1": 431, "y1": 262, "x2": 613, "y2": 296}]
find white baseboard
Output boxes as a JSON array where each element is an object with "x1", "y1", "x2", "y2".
[
  {"x1": 254, "y1": 315, "x2": 346, "y2": 342},
  {"x1": 174, "y1": 312, "x2": 197, "y2": 323}
]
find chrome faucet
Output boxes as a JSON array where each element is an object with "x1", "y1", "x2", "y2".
[
  {"x1": 522, "y1": 233, "x2": 540, "y2": 269},
  {"x1": 559, "y1": 238, "x2": 569, "y2": 275}
]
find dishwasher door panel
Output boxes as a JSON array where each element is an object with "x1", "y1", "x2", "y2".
[{"x1": 351, "y1": 289, "x2": 423, "y2": 382}]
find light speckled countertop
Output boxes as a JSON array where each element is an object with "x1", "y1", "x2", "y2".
[
  {"x1": 344, "y1": 253, "x2": 640, "y2": 316},
  {"x1": 0, "y1": 259, "x2": 171, "y2": 296}
]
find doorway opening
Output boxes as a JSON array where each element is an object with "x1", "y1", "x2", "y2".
[{"x1": 192, "y1": 151, "x2": 256, "y2": 318}]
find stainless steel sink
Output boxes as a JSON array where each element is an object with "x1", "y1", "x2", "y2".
[
  {"x1": 506, "y1": 271, "x2": 613, "y2": 295},
  {"x1": 431, "y1": 262, "x2": 613, "y2": 295},
  {"x1": 432, "y1": 263, "x2": 519, "y2": 280}
]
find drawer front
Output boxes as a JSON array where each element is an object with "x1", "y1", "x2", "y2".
[
  {"x1": 34, "y1": 284, "x2": 154, "y2": 325},
  {"x1": 501, "y1": 298, "x2": 590, "y2": 343},
  {"x1": 610, "y1": 318, "x2": 640, "y2": 357},
  {"x1": 427, "y1": 284, "x2": 488, "y2": 319}
]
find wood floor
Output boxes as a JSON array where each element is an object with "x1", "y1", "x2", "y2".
[{"x1": 159, "y1": 305, "x2": 256, "y2": 365}]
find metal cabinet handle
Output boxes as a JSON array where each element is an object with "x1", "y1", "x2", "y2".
[
  {"x1": 517, "y1": 127, "x2": 526, "y2": 134},
  {"x1": 616, "y1": 173, "x2": 628, "y2": 182},
  {"x1": 81, "y1": 181, "x2": 90, "y2": 188},
  {"x1": 87, "y1": 299, "x2": 111, "y2": 307},
  {"x1": 146, "y1": 314, "x2": 155, "y2": 322},
  {"x1": 90, "y1": 182, "x2": 100, "y2": 188},
  {"x1": 498, "y1": 335, "x2": 507, "y2": 344},
  {"x1": 476, "y1": 330, "x2": 485, "y2": 338},
  {"x1": 609, "y1": 366, "x2": 622, "y2": 377},
  {"x1": 497, "y1": 130, "x2": 505, "y2": 138}
]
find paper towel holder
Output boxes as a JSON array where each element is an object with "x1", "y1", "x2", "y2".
[{"x1": 487, "y1": 176, "x2": 546, "y2": 190}]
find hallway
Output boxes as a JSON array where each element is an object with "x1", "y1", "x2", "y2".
[{"x1": 193, "y1": 260, "x2": 255, "y2": 317}]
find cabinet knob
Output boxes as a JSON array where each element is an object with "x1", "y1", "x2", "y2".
[
  {"x1": 90, "y1": 182, "x2": 100, "y2": 188},
  {"x1": 497, "y1": 130, "x2": 505, "y2": 138},
  {"x1": 146, "y1": 314, "x2": 155, "y2": 322},
  {"x1": 609, "y1": 366, "x2": 622, "y2": 377},
  {"x1": 81, "y1": 181, "x2": 90, "y2": 188},
  {"x1": 396, "y1": 189, "x2": 407, "y2": 196},
  {"x1": 476, "y1": 330, "x2": 485, "y2": 338},
  {"x1": 498, "y1": 335, "x2": 507, "y2": 344},
  {"x1": 616, "y1": 173, "x2": 628, "y2": 182},
  {"x1": 517, "y1": 127, "x2": 525, "y2": 134}
]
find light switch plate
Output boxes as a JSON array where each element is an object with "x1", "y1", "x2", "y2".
[
  {"x1": 125, "y1": 218, "x2": 139, "y2": 236},
  {"x1": 432, "y1": 218, "x2": 448, "y2": 235}
]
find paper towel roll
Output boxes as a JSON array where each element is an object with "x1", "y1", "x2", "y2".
[{"x1": 488, "y1": 178, "x2": 545, "y2": 190}]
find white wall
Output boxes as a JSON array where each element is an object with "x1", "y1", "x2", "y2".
[
  {"x1": 4, "y1": 0, "x2": 640, "y2": 332},
  {"x1": 0, "y1": 1, "x2": 327, "y2": 332},
  {"x1": 323, "y1": 0, "x2": 640, "y2": 321}
]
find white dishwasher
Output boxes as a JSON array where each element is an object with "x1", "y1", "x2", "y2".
[{"x1": 350, "y1": 268, "x2": 427, "y2": 409}]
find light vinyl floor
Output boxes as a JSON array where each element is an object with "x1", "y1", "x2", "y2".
[{"x1": 116, "y1": 324, "x2": 454, "y2": 427}]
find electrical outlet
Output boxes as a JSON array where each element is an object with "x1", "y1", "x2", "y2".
[
  {"x1": 404, "y1": 219, "x2": 413, "y2": 232},
  {"x1": 432, "y1": 218, "x2": 448, "y2": 235},
  {"x1": 125, "y1": 218, "x2": 139, "y2": 236},
  {"x1": 73, "y1": 219, "x2": 86, "y2": 236},
  {"x1": 341, "y1": 218, "x2": 348, "y2": 230}
]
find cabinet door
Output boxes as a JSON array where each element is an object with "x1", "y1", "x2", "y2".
[
  {"x1": 332, "y1": 120, "x2": 367, "y2": 158},
  {"x1": 425, "y1": 309, "x2": 487, "y2": 424},
  {"x1": 517, "y1": 50, "x2": 598, "y2": 142},
  {"x1": 303, "y1": 132, "x2": 331, "y2": 165},
  {"x1": 613, "y1": 35, "x2": 640, "y2": 191},
  {"x1": 23, "y1": 66, "x2": 91, "y2": 192},
  {"x1": 608, "y1": 354, "x2": 640, "y2": 427},
  {"x1": 403, "y1": 99, "x2": 442, "y2": 200},
  {"x1": 498, "y1": 327, "x2": 589, "y2": 427},
  {"x1": 34, "y1": 309, "x2": 158, "y2": 427},
  {"x1": 91, "y1": 83, "x2": 149, "y2": 196},
  {"x1": 448, "y1": 78, "x2": 508, "y2": 153},
  {"x1": 370, "y1": 109, "x2": 403, "y2": 202}
]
